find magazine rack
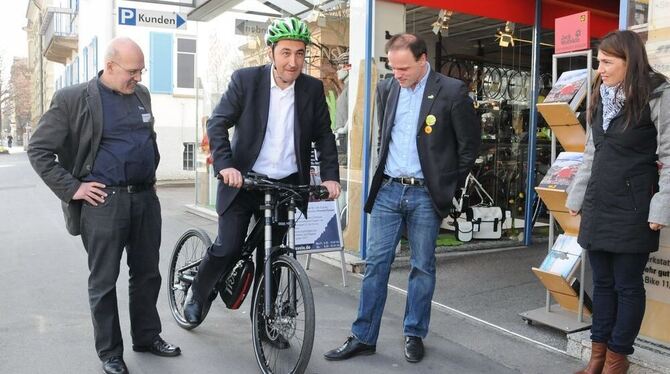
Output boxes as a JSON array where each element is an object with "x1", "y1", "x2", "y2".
[{"x1": 520, "y1": 50, "x2": 594, "y2": 333}]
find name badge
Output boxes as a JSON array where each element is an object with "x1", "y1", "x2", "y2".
[{"x1": 142, "y1": 113, "x2": 152, "y2": 123}]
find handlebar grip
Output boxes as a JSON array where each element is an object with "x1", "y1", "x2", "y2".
[{"x1": 313, "y1": 185, "x2": 330, "y2": 200}]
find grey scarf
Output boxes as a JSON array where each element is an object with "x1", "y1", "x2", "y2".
[{"x1": 600, "y1": 83, "x2": 626, "y2": 131}]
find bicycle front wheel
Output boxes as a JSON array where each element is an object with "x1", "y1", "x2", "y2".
[{"x1": 252, "y1": 254, "x2": 315, "y2": 374}]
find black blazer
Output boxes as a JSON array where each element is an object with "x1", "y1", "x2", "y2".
[
  {"x1": 365, "y1": 71, "x2": 480, "y2": 218},
  {"x1": 28, "y1": 76, "x2": 159, "y2": 235},
  {"x1": 208, "y1": 65, "x2": 339, "y2": 215}
]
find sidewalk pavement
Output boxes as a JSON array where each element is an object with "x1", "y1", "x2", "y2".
[{"x1": 1, "y1": 152, "x2": 583, "y2": 373}]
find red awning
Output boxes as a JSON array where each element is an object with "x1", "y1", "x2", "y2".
[{"x1": 387, "y1": 0, "x2": 619, "y2": 38}]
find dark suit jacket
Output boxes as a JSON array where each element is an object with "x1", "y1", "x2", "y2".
[
  {"x1": 365, "y1": 71, "x2": 480, "y2": 218},
  {"x1": 207, "y1": 65, "x2": 339, "y2": 215},
  {"x1": 28, "y1": 76, "x2": 159, "y2": 235}
]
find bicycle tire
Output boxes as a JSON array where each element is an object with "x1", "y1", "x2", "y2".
[
  {"x1": 251, "y1": 255, "x2": 315, "y2": 374},
  {"x1": 482, "y1": 67, "x2": 503, "y2": 99},
  {"x1": 506, "y1": 70, "x2": 524, "y2": 101},
  {"x1": 167, "y1": 228, "x2": 212, "y2": 330}
]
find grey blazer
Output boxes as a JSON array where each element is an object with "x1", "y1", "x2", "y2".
[
  {"x1": 27, "y1": 76, "x2": 158, "y2": 235},
  {"x1": 566, "y1": 81, "x2": 670, "y2": 226}
]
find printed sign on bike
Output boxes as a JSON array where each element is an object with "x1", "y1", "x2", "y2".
[{"x1": 294, "y1": 200, "x2": 343, "y2": 251}]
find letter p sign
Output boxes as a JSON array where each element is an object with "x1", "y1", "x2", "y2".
[{"x1": 119, "y1": 7, "x2": 136, "y2": 26}]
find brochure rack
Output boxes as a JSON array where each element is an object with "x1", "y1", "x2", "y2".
[{"x1": 520, "y1": 50, "x2": 594, "y2": 333}]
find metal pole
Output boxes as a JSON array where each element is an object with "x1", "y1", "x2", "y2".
[
  {"x1": 577, "y1": 49, "x2": 593, "y2": 323},
  {"x1": 523, "y1": 0, "x2": 541, "y2": 246},
  {"x1": 619, "y1": 1, "x2": 629, "y2": 30},
  {"x1": 359, "y1": 0, "x2": 374, "y2": 259}
]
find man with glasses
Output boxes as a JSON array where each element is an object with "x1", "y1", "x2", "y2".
[{"x1": 28, "y1": 37, "x2": 179, "y2": 374}]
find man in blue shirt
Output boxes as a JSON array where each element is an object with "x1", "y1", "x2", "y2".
[
  {"x1": 325, "y1": 33, "x2": 480, "y2": 363},
  {"x1": 28, "y1": 37, "x2": 179, "y2": 374}
]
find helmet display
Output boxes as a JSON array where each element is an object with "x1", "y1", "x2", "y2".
[{"x1": 264, "y1": 17, "x2": 311, "y2": 46}]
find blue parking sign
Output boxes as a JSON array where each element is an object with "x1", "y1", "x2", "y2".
[{"x1": 118, "y1": 7, "x2": 136, "y2": 26}]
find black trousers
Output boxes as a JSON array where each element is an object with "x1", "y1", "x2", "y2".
[
  {"x1": 79, "y1": 188, "x2": 162, "y2": 361},
  {"x1": 588, "y1": 250, "x2": 650, "y2": 355},
  {"x1": 195, "y1": 174, "x2": 299, "y2": 308}
]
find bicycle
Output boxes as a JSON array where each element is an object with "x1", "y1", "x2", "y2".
[{"x1": 167, "y1": 173, "x2": 330, "y2": 374}]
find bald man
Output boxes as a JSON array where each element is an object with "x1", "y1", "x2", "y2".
[{"x1": 29, "y1": 37, "x2": 179, "y2": 374}]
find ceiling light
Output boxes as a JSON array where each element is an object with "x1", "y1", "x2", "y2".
[{"x1": 432, "y1": 9, "x2": 453, "y2": 36}]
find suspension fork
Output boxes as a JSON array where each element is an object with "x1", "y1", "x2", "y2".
[
  {"x1": 287, "y1": 198, "x2": 297, "y2": 310},
  {"x1": 263, "y1": 190, "x2": 273, "y2": 317}
]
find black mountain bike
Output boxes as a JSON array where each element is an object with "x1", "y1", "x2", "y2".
[{"x1": 167, "y1": 173, "x2": 329, "y2": 374}]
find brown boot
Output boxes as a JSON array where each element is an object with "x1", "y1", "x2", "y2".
[
  {"x1": 575, "y1": 342, "x2": 607, "y2": 374},
  {"x1": 601, "y1": 349, "x2": 630, "y2": 374}
]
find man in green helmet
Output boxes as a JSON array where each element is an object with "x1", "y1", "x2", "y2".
[{"x1": 184, "y1": 17, "x2": 341, "y2": 342}]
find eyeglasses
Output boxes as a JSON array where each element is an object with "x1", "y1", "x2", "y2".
[{"x1": 112, "y1": 61, "x2": 147, "y2": 77}]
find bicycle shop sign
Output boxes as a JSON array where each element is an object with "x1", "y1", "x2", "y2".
[{"x1": 555, "y1": 11, "x2": 590, "y2": 54}]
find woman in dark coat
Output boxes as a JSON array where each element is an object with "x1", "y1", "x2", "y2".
[{"x1": 567, "y1": 30, "x2": 670, "y2": 374}]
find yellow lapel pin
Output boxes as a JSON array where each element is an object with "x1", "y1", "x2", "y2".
[{"x1": 426, "y1": 114, "x2": 436, "y2": 126}]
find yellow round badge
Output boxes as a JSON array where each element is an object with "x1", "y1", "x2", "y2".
[
  {"x1": 424, "y1": 126, "x2": 433, "y2": 134},
  {"x1": 426, "y1": 115, "x2": 436, "y2": 126}
]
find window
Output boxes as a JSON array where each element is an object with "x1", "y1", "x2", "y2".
[
  {"x1": 183, "y1": 142, "x2": 195, "y2": 170},
  {"x1": 150, "y1": 32, "x2": 173, "y2": 94},
  {"x1": 72, "y1": 57, "x2": 79, "y2": 84},
  {"x1": 86, "y1": 37, "x2": 98, "y2": 79},
  {"x1": 65, "y1": 65, "x2": 71, "y2": 87},
  {"x1": 83, "y1": 46, "x2": 88, "y2": 80},
  {"x1": 176, "y1": 38, "x2": 196, "y2": 89}
]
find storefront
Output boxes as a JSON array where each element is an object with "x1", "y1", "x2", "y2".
[
  {"x1": 186, "y1": 0, "x2": 618, "y2": 257},
  {"x1": 621, "y1": 0, "x2": 670, "y2": 348}
]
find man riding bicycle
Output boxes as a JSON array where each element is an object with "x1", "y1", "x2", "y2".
[{"x1": 184, "y1": 17, "x2": 341, "y2": 343}]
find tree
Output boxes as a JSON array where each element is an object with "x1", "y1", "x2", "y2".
[
  {"x1": 9, "y1": 58, "x2": 31, "y2": 144},
  {"x1": 0, "y1": 57, "x2": 31, "y2": 145},
  {"x1": 0, "y1": 56, "x2": 11, "y2": 135},
  {"x1": 206, "y1": 33, "x2": 244, "y2": 110}
]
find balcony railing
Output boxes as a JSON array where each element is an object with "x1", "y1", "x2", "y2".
[{"x1": 41, "y1": 7, "x2": 78, "y2": 64}]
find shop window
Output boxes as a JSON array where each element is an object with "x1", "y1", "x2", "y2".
[{"x1": 183, "y1": 142, "x2": 195, "y2": 170}]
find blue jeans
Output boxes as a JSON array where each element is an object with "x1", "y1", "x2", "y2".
[
  {"x1": 351, "y1": 180, "x2": 442, "y2": 345},
  {"x1": 588, "y1": 250, "x2": 649, "y2": 355}
]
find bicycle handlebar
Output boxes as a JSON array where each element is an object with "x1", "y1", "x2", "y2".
[{"x1": 216, "y1": 173, "x2": 330, "y2": 200}]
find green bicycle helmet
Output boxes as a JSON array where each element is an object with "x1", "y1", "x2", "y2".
[{"x1": 264, "y1": 17, "x2": 311, "y2": 46}]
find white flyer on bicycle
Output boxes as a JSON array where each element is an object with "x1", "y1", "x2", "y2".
[{"x1": 294, "y1": 200, "x2": 343, "y2": 252}]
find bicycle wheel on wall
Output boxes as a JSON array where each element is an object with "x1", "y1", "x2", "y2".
[
  {"x1": 252, "y1": 255, "x2": 315, "y2": 374},
  {"x1": 167, "y1": 228, "x2": 212, "y2": 330},
  {"x1": 482, "y1": 66, "x2": 503, "y2": 99},
  {"x1": 506, "y1": 70, "x2": 525, "y2": 101}
]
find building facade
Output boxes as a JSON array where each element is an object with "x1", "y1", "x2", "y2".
[{"x1": 26, "y1": 0, "x2": 199, "y2": 180}]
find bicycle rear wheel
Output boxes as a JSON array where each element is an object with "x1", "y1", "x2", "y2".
[
  {"x1": 167, "y1": 228, "x2": 212, "y2": 330},
  {"x1": 252, "y1": 254, "x2": 315, "y2": 374}
]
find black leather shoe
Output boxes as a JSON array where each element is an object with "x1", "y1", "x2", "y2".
[
  {"x1": 184, "y1": 287, "x2": 211, "y2": 324},
  {"x1": 133, "y1": 336, "x2": 181, "y2": 357},
  {"x1": 404, "y1": 336, "x2": 424, "y2": 363},
  {"x1": 102, "y1": 356, "x2": 128, "y2": 374},
  {"x1": 324, "y1": 336, "x2": 376, "y2": 361}
]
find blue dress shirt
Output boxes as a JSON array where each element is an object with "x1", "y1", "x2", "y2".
[{"x1": 384, "y1": 63, "x2": 430, "y2": 179}]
